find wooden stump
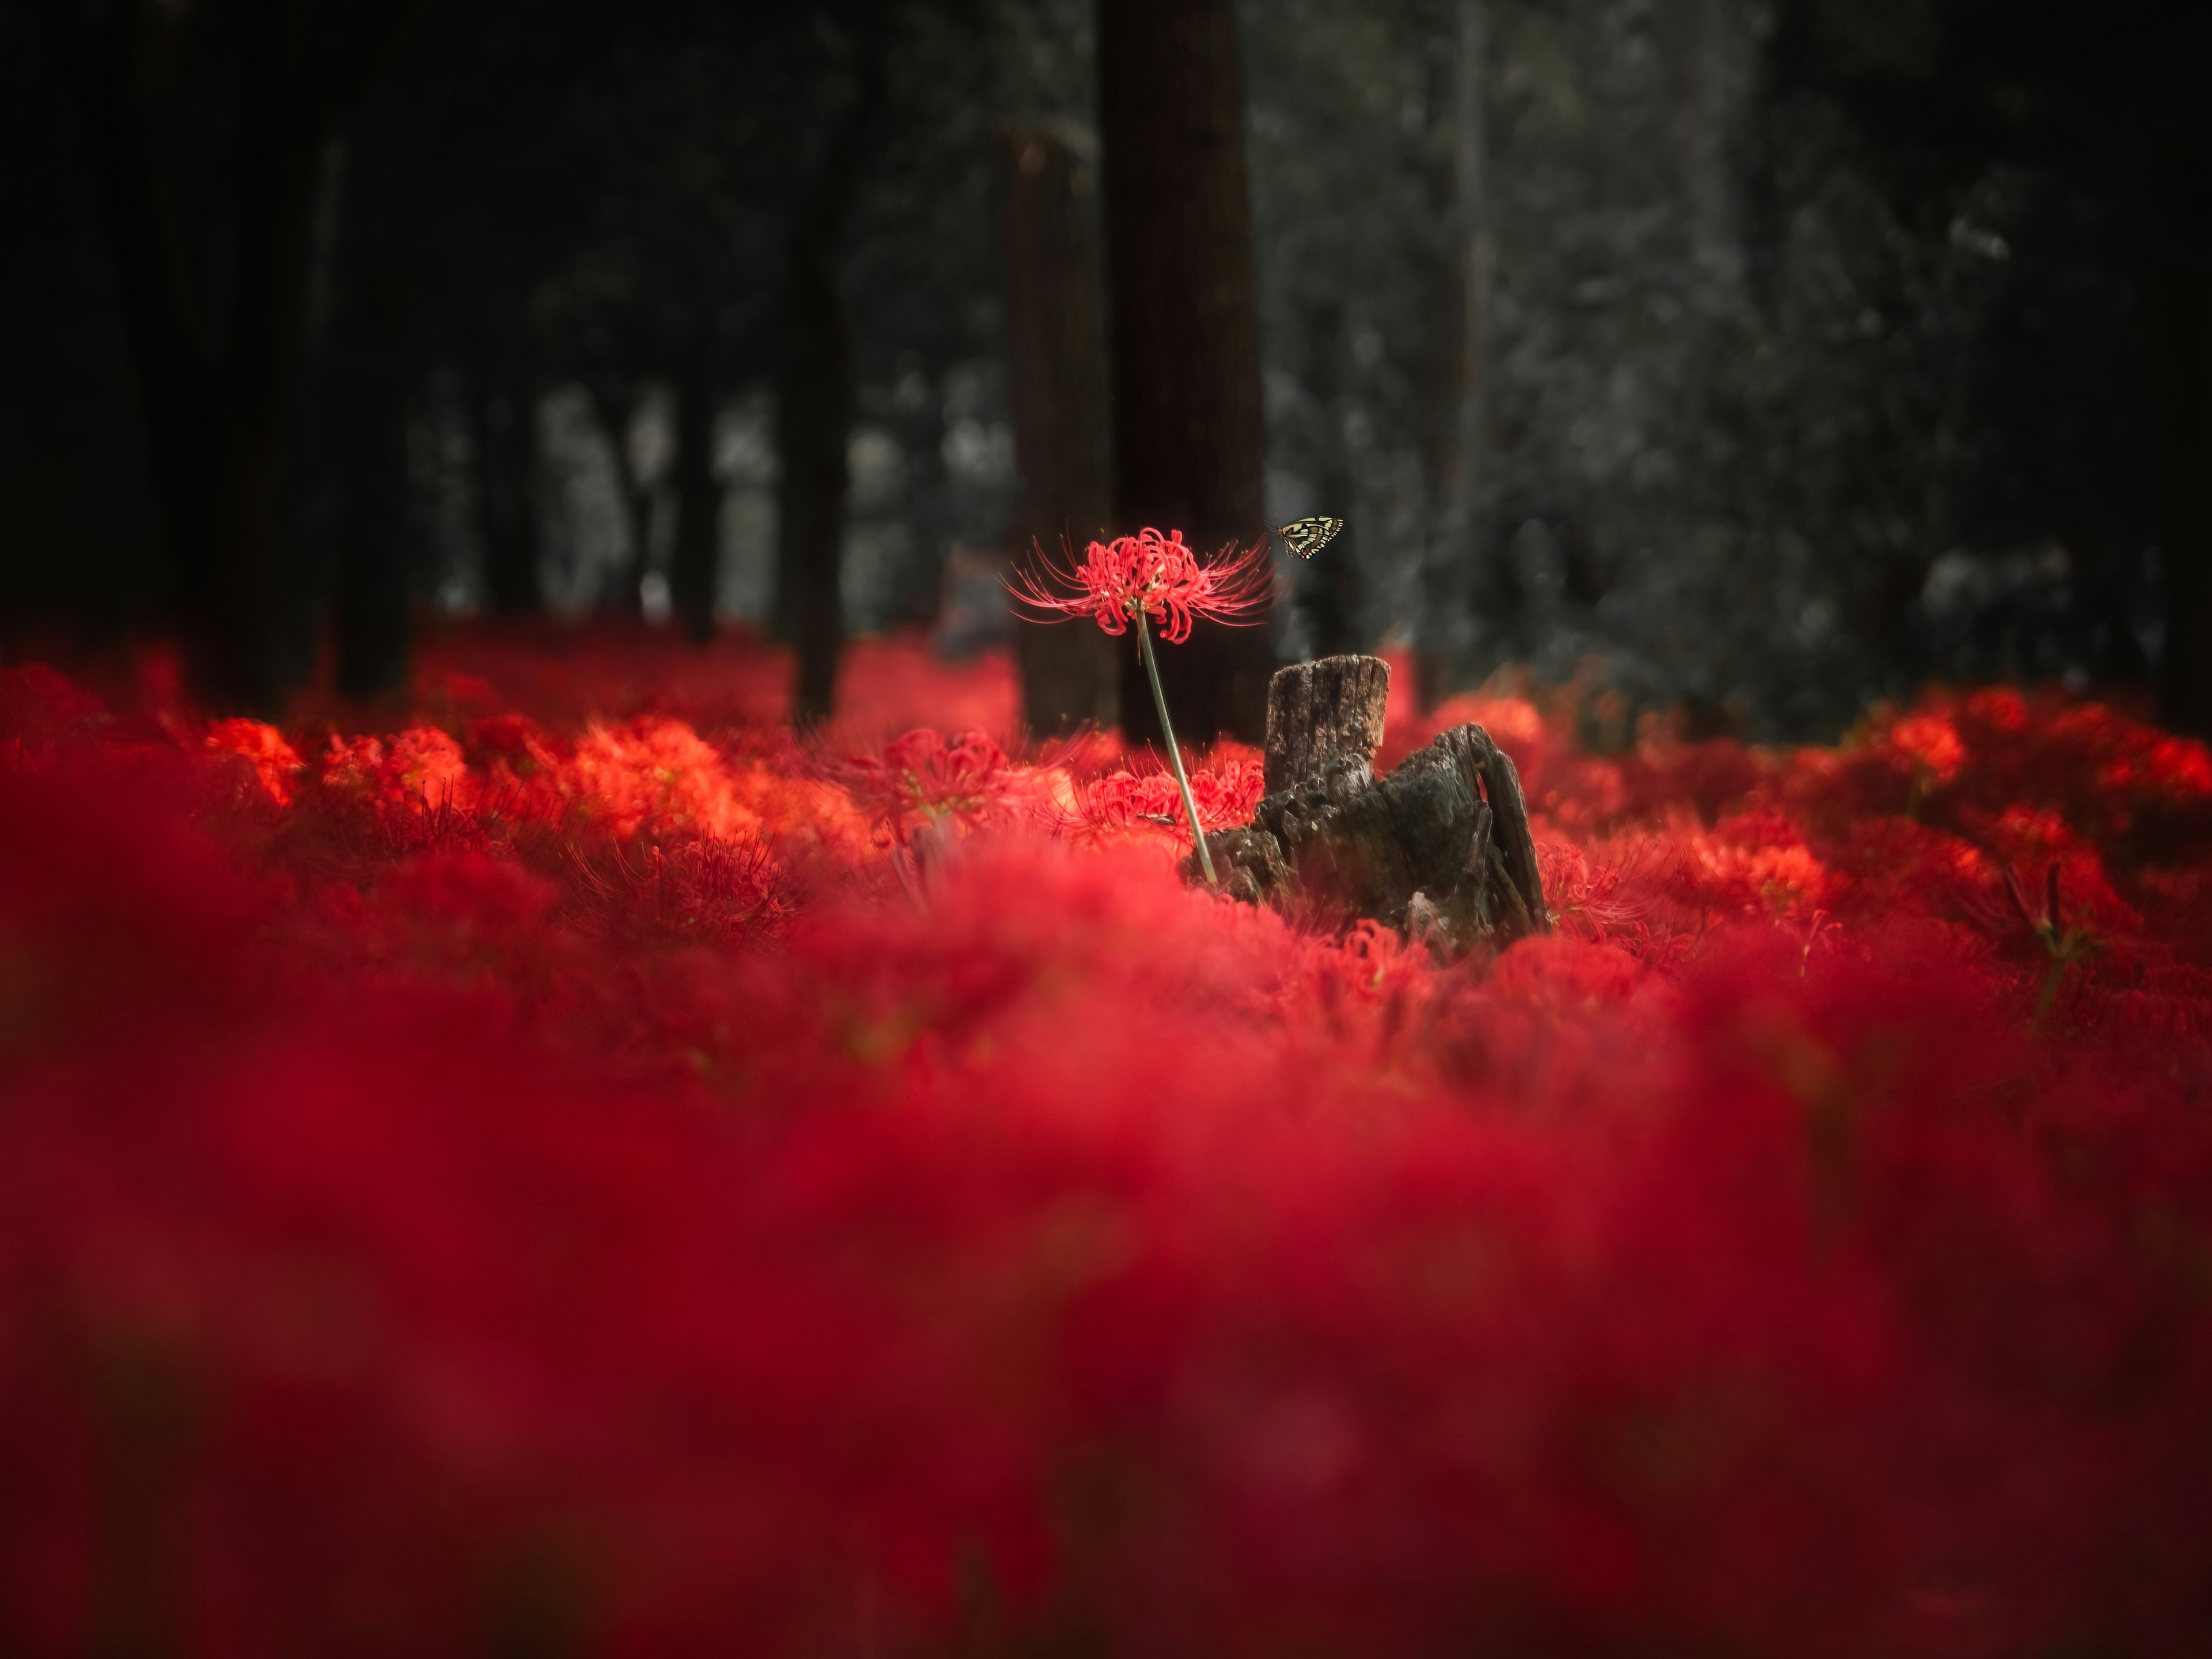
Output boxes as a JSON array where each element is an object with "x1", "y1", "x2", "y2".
[
  {"x1": 1191, "y1": 655, "x2": 1550, "y2": 955},
  {"x1": 1264, "y1": 653, "x2": 1390, "y2": 795}
]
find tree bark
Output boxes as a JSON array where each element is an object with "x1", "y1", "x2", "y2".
[
  {"x1": 774, "y1": 11, "x2": 889, "y2": 724},
  {"x1": 1264, "y1": 654, "x2": 1389, "y2": 796},
  {"x1": 470, "y1": 375, "x2": 543, "y2": 617},
  {"x1": 586, "y1": 381, "x2": 655, "y2": 617},
  {"x1": 777, "y1": 263, "x2": 854, "y2": 722},
  {"x1": 23, "y1": 0, "x2": 429, "y2": 710},
  {"x1": 1096, "y1": 0, "x2": 1273, "y2": 747},
  {"x1": 670, "y1": 351, "x2": 722, "y2": 645},
  {"x1": 994, "y1": 121, "x2": 1120, "y2": 736},
  {"x1": 2146, "y1": 266, "x2": 2212, "y2": 737},
  {"x1": 1667, "y1": 0, "x2": 1738, "y2": 279},
  {"x1": 1198, "y1": 656, "x2": 1549, "y2": 955},
  {"x1": 328, "y1": 254, "x2": 412, "y2": 699},
  {"x1": 1415, "y1": 0, "x2": 1491, "y2": 712},
  {"x1": 1294, "y1": 301, "x2": 1363, "y2": 659}
]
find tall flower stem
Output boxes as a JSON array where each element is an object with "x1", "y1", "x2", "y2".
[{"x1": 1134, "y1": 608, "x2": 1217, "y2": 885}]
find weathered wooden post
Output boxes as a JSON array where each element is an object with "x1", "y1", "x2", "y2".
[
  {"x1": 1264, "y1": 654, "x2": 1390, "y2": 796},
  {"x1": 1192, "y1": 654, "x2": 1550, "y2": 955}
]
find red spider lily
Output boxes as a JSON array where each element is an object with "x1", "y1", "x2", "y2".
[
  {"x1": 11, "y1": 647, "x2": 2212, "y2": 1654},
  {"x1": 1073, "y1": 755, "x2": 1266, "y2": 842},
  {"x1": 825, "y1": 727, "x2": 1032, "y2": 847},
  {"x1": 1539, "y1": 837, "x2": 1675, "y2": 934},
  {"x1": 1007, "y1": 528, "x2": 1270, "y2": 885},
  {"x1": 1998, "y1": 858, "x2": 2104, "y2": 1019},
  {"x1": 204, "y1": 717, "x2": 304, "y2": 804},
  {"x1": 1007, "y1": 527, "x2": 1274, "y2": 643},
  {"x1": 567, "y1": 832, "x2": 793, "y2": 946}
]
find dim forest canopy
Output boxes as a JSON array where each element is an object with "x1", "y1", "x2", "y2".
[{"x1": 3, "y1": 1, "x2": 2212, "y2": 1653}]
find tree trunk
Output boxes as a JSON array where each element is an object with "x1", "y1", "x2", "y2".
[
  {"x1": 24, "y1": 0, "x2": 429, "y2": 711},
  {"x1": 1263, "y1": 653, "x2": 1389, "y2": 796},
  {"x1": 773, "y1": 13, "x2": 890, "y2": 724},
  {"x1": 471, "y1": 376, "x2": 543, "y2": 617},
  {"x1": 1416, "y1": 0, "x2": 1492, "y2": 713},
  {"x1": 1294, "y1": 300, "x2": 1363, "y2": 660},
  {"x1": 777, "y1": 262, "x2": 854, "y2": 723},
  {"x1": 1095, "y1": 0, "x2": 1272, "y2": 747},
  {"x1": 670, "y1": 353, "x2": 723, "y2": 646},
  {"x1": 2146, "y1": 266, "x2": 2212, "y2": 737},
  {"x1": 207, "y1": 8, "x2": 333, "y2": 706},
  {"x1": 994, "y1": 121, "x2": 1120, "y2": 736},
  {"x1": 586, "y1": 381, "x2": 655, "y2": 617},
  {"x1": 328, "y1": 255, "x2": 412, "y2": 699},
  {"x1": 1668, "y1": 0, "x2": 1738, "y2": 279}
]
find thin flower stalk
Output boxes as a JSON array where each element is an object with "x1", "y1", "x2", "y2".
[
  {"x1": 1006, "y1": 527, "x2": 1272, "y2": 881},
  {"x1": 1135, "y1": 608, "x2": 1216, "y2": 884}
]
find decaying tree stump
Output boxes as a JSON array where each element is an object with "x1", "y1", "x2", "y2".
[
  {"x1": 1263, "y1": 653, "x2": 1390, "y2": 796},
  {"x1": 1189, "y1": 654, "x2": 1550, "y2": 955}
]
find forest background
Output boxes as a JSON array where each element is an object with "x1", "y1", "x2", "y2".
[
  {"x1": 6, "y1": 7, "x2": 2212, "y2": 1646},
  {"x1": 2, "y1": 0, "x2": 2207, "y2": 743}
]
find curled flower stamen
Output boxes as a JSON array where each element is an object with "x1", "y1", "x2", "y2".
[
  {"x1": 1005, "y1": 528, "x2": 1274, "y2": 887},
  {"x1": 1007, "y1": 527, "x2": 1274, "y2": 644}
]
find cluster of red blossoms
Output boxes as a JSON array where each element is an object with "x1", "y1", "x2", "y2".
[
  {"x1": 1008, "y1": 526, "x2": 1275, "y2": 642},
  {"x1": 3, "y1": 626, "x2": 2212, "y2": 1656}
]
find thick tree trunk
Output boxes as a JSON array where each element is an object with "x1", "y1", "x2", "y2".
[
  {"x1": 1414, "y1": 0, "x2": 1491, "y2": 713},
  {"x1": 586, "y1": 381, "x2": 655, "y2": 617},
  {"x1": 670, "y1": 353, "x2": 722, "y2": 646},
  {"x1": 777, "y1": 267, "x2": 854, "y2": 722},
  {"x1": 772, "y1": 13, "x2": 889, "y2": 724},
  {"x1": 2146, "y1": 266, "x2": 2212, "y2": 737},
  {"x1": 1668, "y1": 0, "x2": 1738, "y2": 278},
  {"x1": 328, "y1": 256, "x2": 412, "y2": 699},
  {"x1": 1295, "y1": 301, "x2": 1363, "y2": 660},
  {"x1": 994, "y1": 121, "x2": 1120, "y2": 736},
  {"x1": 328, "y1": 384, "x2": 411, "y2": 697},
  {"x1": 24, "y1": 0, "x2": 428, "y2": 711},
  {"x1": 470, "y1": 377, "x2": 543, "y2": 617},
  {"x1": 1095, "y1": 0, "x2": 1273, "y2": 747},
  {"x1": 208, "y1": 9, "x2": 331, "y2": 705}
]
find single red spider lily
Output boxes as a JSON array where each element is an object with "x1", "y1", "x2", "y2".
[
  {"x1": 1007, "y1": 527, "x2": 1274, "y2": 644},
  {"x1": 823, "y1": 728, "x2": 1030, "y2": 847}
]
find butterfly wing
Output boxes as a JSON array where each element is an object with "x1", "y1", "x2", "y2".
[{"x1": 1275, "y1": 516, "x2": 1344, "y2": 560}]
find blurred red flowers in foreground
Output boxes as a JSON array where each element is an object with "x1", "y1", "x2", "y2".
[{"x1": 3, "y1": 632, "x2": 2211, "y2": 1656}]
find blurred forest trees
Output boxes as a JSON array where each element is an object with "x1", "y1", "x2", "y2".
[{"x1": 1, "y1": 0, "x2": 2205, "y2": 737}]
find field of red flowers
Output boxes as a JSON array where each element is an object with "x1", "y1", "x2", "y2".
[{"x1": 5, "y1": 623, "x2": 2212, "y2": 1656}]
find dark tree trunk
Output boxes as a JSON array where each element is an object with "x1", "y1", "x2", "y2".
[
  {"x1": 24, "y1": 0, "x2": 429, "y2": 711},
  {"x1": 1295, "y1": 301, "x2": 1364, "y2": 660},
  {"x1": 470, "y1": 376, "x2": 543, "y2": 618},
  {"x1": 328, "y1": 256, "x2": 412, "y2": 699},
  {"x1": 1095, "y1": 0, "x2": 1273, "y2": 747},
  {"x1": 994, "y1": 122, "x2": 1120, "y2": 736},
  {"x1": 1263, "y1": 653, "x2": 1389, "y2": 796},
  {"x1": 210, "y1": 10, "x2": 330, "y2": 706},
  {"x1": 670, "y1": 353, "x2": 723, "y2": 646},
  {"x1": 2146, "y1": 266, "x2": 2212, "y2": 737},
  {"x1": 1666, "y1": 0, "x2": 1738, "y2": 278},
  {"x1": 773, "y1": 13, "x2": 890, "y2": 724},
  {"x1": 777, "y1": 264, "x2": 854, "y2": 722},
  {"x1": 1414, "y1": 0, "x2": 1492, "y2": 714},
  {"x1": 586, "y1": 381, "x2": 654, "y2": 616}
]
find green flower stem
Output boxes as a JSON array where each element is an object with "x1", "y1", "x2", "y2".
[{"x1": 1134, "y1": 608, "x2": 1217, "y2": 886}]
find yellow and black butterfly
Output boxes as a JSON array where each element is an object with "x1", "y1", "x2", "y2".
[{"x1": 1274, "y1": 515, "x2": 1344, "y2": 560}]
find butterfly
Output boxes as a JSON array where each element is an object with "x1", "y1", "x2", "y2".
[{"x1": 1274, "y1": 515, "x2": 1344, "y2": 560}]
